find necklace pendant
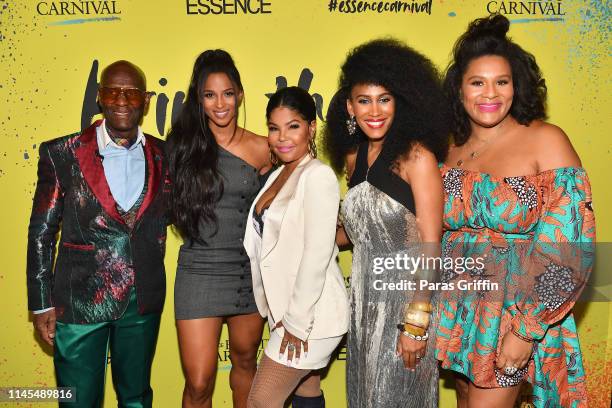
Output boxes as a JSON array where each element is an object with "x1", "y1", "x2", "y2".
[{"x1": 456, "y1": 159, "x2": 463, "y2": 167}]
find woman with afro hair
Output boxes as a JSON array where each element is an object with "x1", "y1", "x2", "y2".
[
  {"x1": 323, "y1": 38, "x2": 450, "y2": 407},
  {"x1": 435, "y1": 14, "x2": 595, "y2": 407}
]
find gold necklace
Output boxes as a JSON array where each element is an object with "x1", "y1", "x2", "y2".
[
  {"x1": 455, "y1": 135, "x2": 498, "y2": 167},
  {"x1": 456, "y1": 150, "x2": 482, "y2": 167}
]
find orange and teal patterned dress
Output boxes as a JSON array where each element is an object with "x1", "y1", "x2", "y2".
[{"x1": 435, "y1": 165, "x2": 595, "y2": 408}]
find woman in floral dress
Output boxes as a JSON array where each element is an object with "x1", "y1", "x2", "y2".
[{"x1": 435, "y1": 15, "x2": 596, "y2": 408}]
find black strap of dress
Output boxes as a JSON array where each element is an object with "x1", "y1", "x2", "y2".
[{"x1": 348, "y1": 140, "x2": 416, "y2": 214}]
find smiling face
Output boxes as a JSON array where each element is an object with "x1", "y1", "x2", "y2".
[
  {"x1": 461, "y1": 55, "x2": 514, "y2": 129},
  {"x1": 346, "y1": 84, "x2": 395, "y2": 141},
  {"x1": 201, "y1": 72, "x2": 243, "y2": 128},
  {"x1": 267, "y1": 106, "x2": 315, "y2": 166},
  {"x1": 98, "y1": 62, "x2": 150, "y2": 140}
]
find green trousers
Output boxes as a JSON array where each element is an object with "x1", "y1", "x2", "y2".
[{"x1": 54, "y1": 290, "x2": 161, "y2": 408}]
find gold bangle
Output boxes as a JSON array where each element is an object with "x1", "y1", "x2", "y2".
[
  {"x1": 400, "y1": 323, "x2": 427, "y2": 336},
  {"x1": 405, "y1": 302, "x2": 433, "y2": 313},
  {"x1": 403, "y1": 309, "x2": 430, "y2": 328}
]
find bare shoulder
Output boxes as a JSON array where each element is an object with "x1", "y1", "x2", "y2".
[
  {"x1": 242, "y1": 129, "x2": 268, "y2": 150},
  {"x1": 528, "y1": 121, "x2": 581, "y2": 170},
  {"x1": 397, "y1": 143, "x2": 442, "y2": 185},
  {"x1": 405, "y1": 143, "x2": 440, "y2": 172},
  {"x1": 443, "y1": 143, "x2": 462, "y2": 167},
  {"x1": 241, "y1": 129, "x2": 271, "y2": 170}
]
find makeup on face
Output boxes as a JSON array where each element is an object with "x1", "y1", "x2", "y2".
[
  {"x1": 461, "y1": 55, "x2": 514, "y2": 129},
  {"x1": 201, "y1": 72, "x2": 242, "y2": 128},
  {"x1": 347, "y1": 84, "x2": 395, "y2": 141},
  {"x1": 267, "y1": 106, "x2": 314, "y2": 166}
]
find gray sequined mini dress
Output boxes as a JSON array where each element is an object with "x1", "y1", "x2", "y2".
[
  {"x1": 174, "y1": 147, "x2": 264, "y2": 319},
  {"x1": 341, "y1": 142, "x2": 439, "y2": 408}
]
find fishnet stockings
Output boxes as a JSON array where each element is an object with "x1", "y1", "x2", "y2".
[{"x1": 247, "y1": 355, "x2": 310, "y2": 408}]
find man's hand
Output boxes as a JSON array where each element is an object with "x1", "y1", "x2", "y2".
[{"x1": 33, "y1": 309, "x2": 56, "y2": 346}]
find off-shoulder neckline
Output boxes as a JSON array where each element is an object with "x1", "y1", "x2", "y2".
[{"x1": 439, "y1": 164, "x2": 585, "y2": 181}]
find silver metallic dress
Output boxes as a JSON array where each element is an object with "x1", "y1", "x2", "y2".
[{"x1": 341, "y1": 142, "x2": 439, "y2": 408}]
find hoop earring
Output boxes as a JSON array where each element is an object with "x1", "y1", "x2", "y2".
[
  {"x1": 346, "y1": 115, "x2": 357, "y2": 136},
  {"x1": 269, "y1": 150, "x2": 279, "y2": 166},
  {"x1": 308, "y1": 137, "x2": 318, "y2": 158}
]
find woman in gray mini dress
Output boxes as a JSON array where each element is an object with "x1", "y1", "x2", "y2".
[{"x1": 167, "y1": 50, "x2": 272, "y2": 408}]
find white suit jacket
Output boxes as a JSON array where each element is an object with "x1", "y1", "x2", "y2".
[{"x1": 243, "y1": 155, "x2": 349, "y2": 341}]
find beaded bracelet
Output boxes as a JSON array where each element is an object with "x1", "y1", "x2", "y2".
[{"x1": 400, "y1": 330, "x2": 429, "y2": 342}]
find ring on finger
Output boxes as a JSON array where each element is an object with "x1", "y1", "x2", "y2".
[{"x1": 287, "y1": 343, "x2": 296, "y2": 352}]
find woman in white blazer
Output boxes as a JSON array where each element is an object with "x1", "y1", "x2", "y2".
[{"x1": 244, "y1": 87, "x2": 349, "y2": 408}]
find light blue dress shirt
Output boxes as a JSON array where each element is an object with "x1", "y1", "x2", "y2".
[{"x1": 96, "y1": 120, "x2": 146, "y2": 212}]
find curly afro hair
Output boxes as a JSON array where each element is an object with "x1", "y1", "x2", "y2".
[
  {"x1": 444, "y1": 14, "x2": 547, "y2": 146},
  {"x1": 322, "y1": 38, "x2": 450, "y2": 174}
]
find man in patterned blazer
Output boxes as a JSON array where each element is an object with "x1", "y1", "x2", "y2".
[{"x1": 26, "y1": 60, "x2": 169, "y2": 407}]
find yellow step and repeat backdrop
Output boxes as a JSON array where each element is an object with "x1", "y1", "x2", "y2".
[{"x1": 1, "y1": 0, "x2": 610, "y2": 407}]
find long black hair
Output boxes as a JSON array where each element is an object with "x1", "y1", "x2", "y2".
[
  {"x1": 444, "y1": 14, "x2": 547, "y2": 145},
  {"x1": 322, "y1": 38, "x2": 450, "y2": 174},
  {"x1": 166, "y1": 49, "x2": 243, "y2": 244}
]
